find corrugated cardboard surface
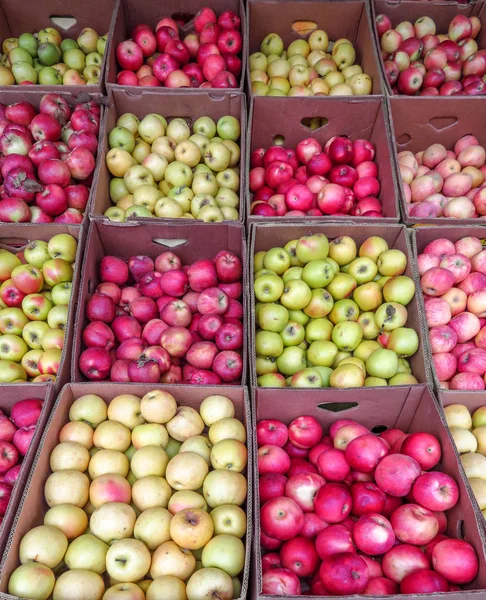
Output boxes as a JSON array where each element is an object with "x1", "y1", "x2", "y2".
[
  {"x1": 91, "y1": 88, "x2": 247, "y2": 223},
  {"x1": 0, "y1": 223, "x2": 84, "y2": 389},
  {"x1": 0, "y1": 383, "x2": 252, "y2": 600},
  {"x1": 412, "y1": 225, "x2": 486, "y2": 394},
  {"x1": 106, "y1": 0, "x2": 247, "y2": 93},
  {"x1": 0, "y1": 90, "x2": 106, "y2": 229},
  {"x1": 252, "y1": 384, "x2": 486, "y2": 600},
  {"x1": 247, "y1": 0, "x2": 383, "y2": 97},
  {"x1": 370, "y1": 0, "x2": 486, "y2": 97},
  {"x1": 0, "y1": 383, "x2": 53, "y2": 557},
  {"x1": 71, "y1": 219, "x2": 248, "y2": 384},
  {"x1": 247, "y1": 96, "x2": 400, "y2": 223},
  {"x1": 249, "y1": 221, "x2": 430, "y2": 388},
  {"x1": 0, "y1": 0, "x2": 117, "y2": 95},
  {"x1": 388, "y1": 97, "x2": 486, "y2": 225}
]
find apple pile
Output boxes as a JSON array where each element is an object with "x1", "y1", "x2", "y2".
[
  {"x1": 0, "y1": 27, "x2": 107, "y2": 86},
  {"x1": 105, "y1": 112, "x2": 241, "y2": 222},
  {"x1": 418, "y1": 235, "x2": 486, "y2": 390},
  {"x1": 444, "y1": 403, "x2": 486, "y2": 518},
  {"x1": 250, "y1": 136, "x2": 383, "y2": 218},
  {"x1": 0, "y1": 398, "x2": 43, "y2": 525},
  {"x1": 0, "y1": 234, "x2": 77, "y2": 383},
  {"x1": 377, "y1": 13, "x2": 485, "y2": 96},
  {"x1": 399, "y1": 135, "x2": 486, "y2": 219},
  {"x1": 250, "y1": 31, "x2": 372, "y2": 97},
  {"x1": 0, "y1": 95, "x2": 100, "y2": 223},
  {"x1": 79, "y1": 248, "x2": 243, "y2": 384},
  {"x1": 6, "y1": 391, "x2": 247, "y2": 600},
  {"x1": 116, "y1": 8, "x2": 242, "y2": 88},
  {"x1": 254, "y1": 233, "x2": 419, "y2": 388},
  {"x1": 257, "y1": 415, "x2": 479, "y2": 596}
]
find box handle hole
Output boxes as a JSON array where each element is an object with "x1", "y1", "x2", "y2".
[
  {"x1": 152, "y1": 238, "x2": 188, "y2": 248},
  {"x1": 292, "y1": 21, "x2": 317, "y2": 36},
  {"x1": 429, "y1": 116, "x2": 458, "y2": 132},
  {"x1": 50, "y1": 16, "x2": 77, "y2": 31},
  {"x1": 272, "y1": 134, "x2": 286, "y2": 146},
  {"x1": 457, "y1": 519, "x2": 465, "y2": 540},
  {"x1": 317, "y1": 402, "x2": 358, "y2": 413},
  {"x1": 371, "y1": 425, "x2": 387, "y2": 434},
  {"x1": 301, "y1": 117, "x2": 329, "y2": 131},
  {"x1": 397, "y1": 133, "x2": 411, "y2": 146}
]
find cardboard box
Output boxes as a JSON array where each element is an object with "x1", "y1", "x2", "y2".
[
  {"x1": 106, "y1": 0, "x2": 247, "y2": 92},
  {"x1": 91, "y1": 88, "x2": 247, "y2": 223},
  {"x1": 412, "y1": 225, "x2": 486, "y2": 393},
  {"x1": 247, "y1": 0, "x2": 383, "y2": 97},
  {"x1": 71, "y1": 219, "x2": 247, "y2": 384},
  {"x1": 0, "y1": 0, "x2": 116, "y2": 95},
  {"x1": 0, "y1": 383, "x2": 53, "y2": 557},
  {"x1": 370, "y1": 0, "x2": 486, "y2": 97},
  {"x1": 389, "y1": 97, "x2": 486, "y2": 225},
  {"x1": 0, "y1": 223, "x2": 84, "y2": 389},
  {"x1": 0, "y1": 383, "x2": 252, "y2": 600},
  {"x1": 247, "y1": 96, "x2": 400, "y2": 222},
  {"x1": 251, "y1": 384, "x2": 486, "y2": 600},
  {"x1": 0, "y1": 90, "x2": 106, "y2": 228},
  {"x1": 249, "y1": 222, "x2": 429, "y2": 388}
]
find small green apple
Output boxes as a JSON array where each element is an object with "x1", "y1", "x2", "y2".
[{"x1": 366, "y1": 348, "x2": 399, "y2": 379}]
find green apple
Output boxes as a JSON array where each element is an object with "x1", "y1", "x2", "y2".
[
  {"x1": 192, "y1": 172, "x2": 218, "y2": 196},
  {"x1": 0, "y1": 333, "x2": 28, "y2": 361},
  {"x1": 47, "y1": 305, "x2": 68, "y2": 330},
  {"x1": 9, "y1": 47, "x2": 33, "y2": 66},
  {"x1": 330, "y1": 363, "x2": 364, "y2": 388},
  {"x1": 256, "y1": 356, "x2": 278, "y2": 376},
  {"x1": 353, "y1": 340, "x2": 381, "y2": 362},
  {"x1": 386, "y1": 327, "x2": 419, "y2": 357},
  {"x1": 216, "y1": 169, "x2": 239, "y2": 192},
  {"x1": 303, "y1": 289, "x2": 334, "y2": 318},
  {"x1": 22, "y1": 321, "x2": 50, "y2": 349},
  {"x1": 260, "y1": 33, "x2": 284, "y2": 57},
  {"x1": 263, "y1": 247, "x2": 290, "y2": 274},
  {"x1": 326, "y1": 273, "x2": 357, "y2": 300},
  {"x1": 64, "y1": 48, "x2": 86, "y2": 71},
  {"x1": 22, "y1": 294, "x2": 52, "y2": 321},
  {"x1": 305, "y1": 318, "x2": 333, "y2": 342},
  {"x1": 307, "y1": 340, "x2": 338, "y2": 367},
  {"x1": 61, "y1": 38, "x2": 79, "y2": 52},
  {"x1": 302, "y1": 260, "x2": 334, "y2": 288},
  {"x1": 359, "y1": 236, "x2": 389, "y2": 262},
  {"x1": 0, "y1": 308, "x2": 28, "y2": 335},
  {"x1": 282, "y1": 267, "x2": 303, "y2": 283},
  {"x1": 332, "y1": 321, "x2": 363, "y2": 351},
  {"x1": 366, "y1": 348, "x2": 398, "y2": 379},
  {"x1": 329, "y1": 236, "x2": 357, "y2": 265},
  {"x1": 375, "y1": 302, "x2": 408, "y2": 331},
  {"x1": 383, "y1": 276, "x2": 415, "y2": 306},
  {"x1": 104, "y1": 207, "x2": 125, "y2": 222},
  {"x1": 284, "y1": 239, "x2": 304, "y2": 267},
  {"x1": 296, "y1": 234, "x2": 329, "y2": 264},
  {"x1": 193, "y1": 116, "x2": 217, "y2": 138},
  {"x1": 249, "y1": 52, "x2": 268, "y2": 72},
  {"x1": 255, "y1": 269, "x2": 276, "y2": 278},
  {"x1": 326, "y1": 257, "x2": 340, "y2": 275},
  {"x1": 109, "y1": 127, "x2": 135, "y2": 153},
  {"x1": 376, "y1": 276, "x2": 391, "y2": 289},
  {"x1": 255, "y1": 330, "x2": 284, "y2": 358},
  {"x1": 276, "y1": 346, "x2": 306, "y2": 375},
  {"x1": 340, "y1": 357, "x2": 366, "y2": 374},
  {"x1": 51, "y1": 283, "x2": 72, "y2": 306},
  {"x1": 280, "y1": 279, "x2": 312, "y2": 310},
  {"x1": 291, "y1": 368, "x2": 322, "y2": 388},
  {"x1": 389, "y1": 373, "x2": 418, "y2": 385},
  {"x1": 24, "y1": 241, "x2": 50, "y2": 268},
  {"x1": 77, "y1": 28, "x2": 99, "y2": 54},
  {"x1": 473, "y1": 407, "x2": 486, "y2": 428},
  {"x1": 217, "y1": 116, "x2": 240, "y2": 142},
  {"x1": 289, "y1": 310, "x2": 310, "y2": 326},
  {"x1": 313, "y1": 366, "x2": 332, "y2": 387},
  {"x1": 357, "y1": 312, "x2": 380, "y2": 340},
  {"x1": 18, "y1": 33, "x2": 38, "y2": 58},
  {"x1": 117, "y1": 113, "x2": 140, "y2": 135},
  {"x1": 268, "y1": 58, "x2": 291, "y2": 79},
  {"x1": 365, "y1": 377, "x2": 388, "y2": 387},
  {"x1": 254, "y1": 274, "x2": 284, "y2": 303},
  {"x1": 258, "y1": 373, "x2": 287, "y2": 387},
  {"x1": 38, "y1": 43, "x2": 62, "y2": 66},
  {"x1": 333, "y1": 351, "x2": 352, "y2": 368},
  {"x1": 258, "y1": 303, "x2": 288, "y2": 332},
  {"x1": 397, "y1": 358, "x2": 412, "y2": 374},
  {"x1": 97, "y1": 35, "x2": 107, "y2": 55},
  {"x1": 86, "y1": 52, "x2": 103, "y2": 67},
  {"x1": 347, "y1": 257, "x2": 378, "y2": 284},
  {"x1": 39, "y1": 66, "x2": 62, "y2": 84},
  {"x1": 329, "y1": 299, "x2": 359, "y2": 324},
  {"x1": 377, "y1": 249, "x2": 407, "y2": 277},
  {"x1": 288, "y1": 39, "x2": 310, "y2": 58},
  {"x1": 280, "y1": 321, "x2": 305, "y2": 346},
  {"x1": 353, "y1": 282, "x2": 383, "y2": 312},
  {"x1": 164, "y1": 161, "x2": 193, "y2": 188}
]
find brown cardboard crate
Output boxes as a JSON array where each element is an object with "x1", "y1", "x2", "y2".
[
  {"x1": 0, "y1": 90, "x2": 106, "y2": 228},
  {"x1": 249, "y1": 221, "x2": 429, "y2": 389},
  {"x1": 0, "y1": 383, "x2": 252, "y2": 599},
  {"x1": 247, "y1": 0, "x2": 384, "y2": 98},
  {"x1": 0, "y1": 383, "x2": 53, "y2": 557},
  {"x1": 0, "y1": 223, "x2": 84, "y2": 389},
  {"x1": 370, "y1": 0, "x2": 486, "y2": 97},
  {"x1": 91, "y1": 88, "x2": 246, "y2": 223},
  {"x1": 251, "y1": 384, "x2": 486, "y2": 600},
  {"x1": 388, "y1": 96, "x2": 486, "y2": 225},
  {"x1": 246, "y1": 96, "x2": 399, "y2": 223},
  {"x1": 106, "y1": 0, "x2": 247, "y2": 93},
  {"x1": 71, "y1": 219, "x2": 247, "y2": 385},
  {"x1": 0, "y1": 0, "x2": 116, "y2": 95}
]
